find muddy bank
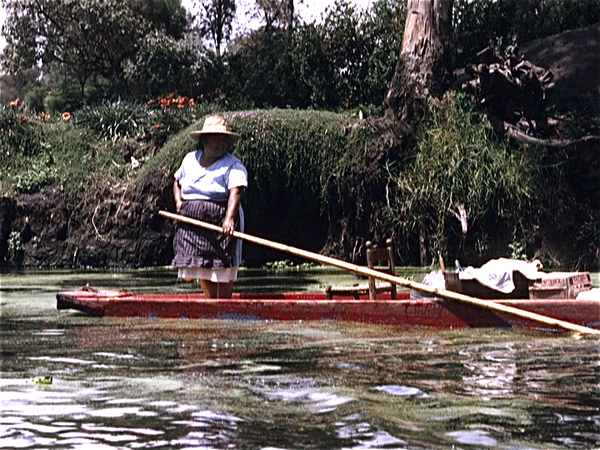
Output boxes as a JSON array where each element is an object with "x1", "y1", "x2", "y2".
[{"x1": 0, "y1": 171, "x2": 174, "y2": 269}]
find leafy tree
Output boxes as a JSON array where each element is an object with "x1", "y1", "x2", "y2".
[
  {"x1": 196, "y1": 0, "x2": 236, "y2": 58},
  {"x1": 0, "y1": 67, "x2": 41, "y2": 106},
  {"x1": 1, "y1": 0, "x2": 192, "y2": 106},
  {"x1": 124, "y1": 31, "x2": 208, "y2": 99},
  {"x1": 253, "y1": 0, "x2": 295, "y2": 31},
  {"x1": 131, "y1": 0, "x2": 191, "y2": 40},
  {"x1": 223, "y1": 0, "x2": 404, "y2": 110},
  {"x1": 2, "y1": 0, "x2": 150, "y2": 98}
]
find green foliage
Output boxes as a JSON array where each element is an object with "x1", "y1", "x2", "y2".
[
  {"x1": 199, "y1": 0, "x2": 237, "y2": 56},
  {"x1": 0, "y1": 105, "x2": 44, "y2": 163},
  {"x1": 7, "y1": 231, "x2": 24, "y2": 267},
  {"x1": 130, "y1": 0, "x2": 190, "y2": 40},
  {"x1": 148, "y1": 109, "x2": 374, "y2": 262},
  {"x1": 40, "y1": 124, "x2": 101, "y2": 199},
  {"x1": 1, "y1": 98, "x2": 598, "y2": 268},
  {"x1": 14, "y1": 151, "x2": 59, "y2": 193},
  {"x1": 388, "y1": 92, "x2": 539, "y2": 263},
  {"x1": 45, "y1": 76, "x2": 85, "y2": 114},
  {"x1": 2, "y1": 0, "x2": 150, "y2": 87},
  {"x1": 2, "y1": 0, "x2": 597, "y2": 114},
  {"x1": 577, "y1": 217, "x2": 600, "y2": 268},
  {"x1": 223, "y1": 0, "x2": 404, "y2": 110},
  {"x1": 1, "y1": 0, "x2": 192, "y2": 109},
  {"x1": 227, "y1": 109, "x2": 375, "y2": 258},
  {"x1": 124, "y1": 31, "x2": 206, "y2": 99},
  {"x1": 24, "y1": 86, "x2": 47, "y2": 114},
  {"x1": 75, "y1": 100, "x2": 149, "y2": 141},
  {"x1": 509, "y1": 241, "x2": 527, "y2": 260}
]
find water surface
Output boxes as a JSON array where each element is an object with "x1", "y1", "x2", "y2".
[{"x1": 1, "y1": 268, "x2": 599, "y2": 449}]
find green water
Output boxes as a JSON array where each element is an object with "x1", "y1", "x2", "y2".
[{"x1": 1, "y1": 267, "x2": 599, "y2": 449}]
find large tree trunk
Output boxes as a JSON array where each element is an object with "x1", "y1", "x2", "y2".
[
  {"x1": 372, "y1": 0, "x2": 453, "y2": 265},
  {"x1": 383, "y1": 0, "x2": 454, "y2": 124}
]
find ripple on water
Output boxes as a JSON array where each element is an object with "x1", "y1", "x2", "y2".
[
  {"x1": 252, "y1": 375, "x2": 355, "y2": 414},
  {"x1": 374, "y1": 385, "x2": 429, "y2": 398},
  {"x1": 446, "y1": 429, "x2": 498, "y2": 446}
]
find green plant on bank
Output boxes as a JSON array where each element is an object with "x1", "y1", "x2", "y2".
[
  {"x1": 1, "y1": 98, "x2": 597, "y2": 268},
  {"x1": 509, "y1": 241, "x2": 527, "y2": 260},
  {"x1": 7, "y1": 230, "x2": 24, "y2": 267},
  {"x1": 75, "y1": 100, "x2": 149, "y2": 141},
  {"x1": 74, "y1": 97, "x2": 217, "y2": 145},
  {"x1": 387, "y1": 92, "x2": 540, "y2": 264},
  {"x1": 13, "y1": 151, "x2": 59, "y2": 193},
  {"x1": 227, "y1": 109, "x2": 375, "y2": 254},
  {"x1": 0, "y1": 106, "x2": 44, "y2": 163},
  {"x1": 0, "y1": 98, "x2": 212, "y2": 200},
  {"x1": 577, "y1": 218, "x2": 600, "y2": 268}
]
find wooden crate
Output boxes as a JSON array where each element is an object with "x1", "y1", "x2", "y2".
[{"x1": 529, "y1": 272, "x2": 592, "y2": 299}]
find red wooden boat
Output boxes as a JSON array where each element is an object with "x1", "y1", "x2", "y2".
[{"x1": 56, "y1": 287, "x2": 600, "y2": 331}]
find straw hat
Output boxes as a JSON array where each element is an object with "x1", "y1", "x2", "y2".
[{"x1": 189, "y1": 115, "x2": 241, "y2": 143}]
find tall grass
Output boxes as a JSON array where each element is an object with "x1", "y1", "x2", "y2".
[{"x1": 388, "y1": 92, "x2": 541, "y2": 265}]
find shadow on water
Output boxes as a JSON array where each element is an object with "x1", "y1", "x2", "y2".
[{"x1": 1, "y1": 267, "x2": 599, "y2": 449}]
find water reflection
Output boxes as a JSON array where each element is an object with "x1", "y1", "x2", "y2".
[
  {"x1": 460, "y1": 343, "x2": 518, "y2": 398},
  {"x1": 1, "y1": 268, "x2": 599, "y2": 449}
]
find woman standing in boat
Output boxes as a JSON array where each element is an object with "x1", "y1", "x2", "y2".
[{"x1": 172, "y1": 115, "x2": 248, "y2": 298}]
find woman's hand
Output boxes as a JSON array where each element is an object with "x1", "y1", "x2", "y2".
[
  {"x1": 223, "y1": 186, "x2": 244, "y2": 235},
  {"x1": 222, "y1": 217, "x2": 236, "y2": 235}
]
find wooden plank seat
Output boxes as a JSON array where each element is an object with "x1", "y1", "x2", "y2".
[{"x1": 326, "y1": 239, "x2": 397, "y2": 300}]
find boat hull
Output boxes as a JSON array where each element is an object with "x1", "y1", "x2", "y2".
[{"x1": 56, "y1": 289, "x2": 600, "y2": 330}]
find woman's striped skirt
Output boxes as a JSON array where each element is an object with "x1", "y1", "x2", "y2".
[{"x1": 171, "y1": 199, "x2": 243, "y2": 281}]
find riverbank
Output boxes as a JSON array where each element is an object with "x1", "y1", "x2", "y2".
[{"x1": 1, "y1": 26, "x2": 599, "y2": 270}]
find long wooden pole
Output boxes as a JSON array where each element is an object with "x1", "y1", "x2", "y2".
[{"x1": 159, "y1": 210, "x2": 600, "y2": 335}]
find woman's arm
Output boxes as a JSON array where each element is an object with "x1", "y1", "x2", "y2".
[
  {"x1": 222, "y1": 186, "x2": 244, "y2": 235},
  {"x1": 173, "y1": 180, "x2": 183, "y2": 212}
]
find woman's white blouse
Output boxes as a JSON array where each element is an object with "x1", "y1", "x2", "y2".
[{"x1": 175, "y1": 150, "x2": 248, "y2": 202}]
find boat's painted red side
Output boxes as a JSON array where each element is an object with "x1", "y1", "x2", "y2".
[{"x1": 56, "y1": 289, "x2": 600, "y2": 330}]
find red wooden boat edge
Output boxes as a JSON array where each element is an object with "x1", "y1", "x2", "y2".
[{"x1": 56, "y1": 287, "x2": 600, "y2": 331}]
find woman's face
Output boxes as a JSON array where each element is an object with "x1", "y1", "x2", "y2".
[{"x1": 201, "y1": 134, "x2": 230, "y2": 158}]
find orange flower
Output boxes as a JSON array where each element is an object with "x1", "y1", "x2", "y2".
[
  {"x1": 10, "y1": 98, "x2": 20, "y2": 108},
  {"x1": 37, "y1": 112, "x2": 51, "y2": 122},
  {"x1": 152, "y1": 123, "x2": 160, "y2": 130},
  {"x1": 19, "y1": 115, "x2": 28, "y2": 124},
  {"x1": 62, "y1": 112, "x2": 72, "y2": 121},
  {"x1": 188, "y1": 98, "x2": 195, "y2": 106}
]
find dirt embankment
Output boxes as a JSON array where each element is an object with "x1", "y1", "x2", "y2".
[
  {"x1": 520, "y1": 23, "x2": 599, "y2": 116},
  {"x1": 0, "y1": 171, "x2": 175, "y2": 268}
]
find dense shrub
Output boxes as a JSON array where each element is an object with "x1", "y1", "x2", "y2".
[
  {"x1": 147, "y1": 108, "x2": 374, "y2": 264},
  {"x1": 223, "y1": 0, "x2": 404, "y2": 110},
  {"x1": 124, "y1": 31, "x2": 208, "y2": 99}
]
